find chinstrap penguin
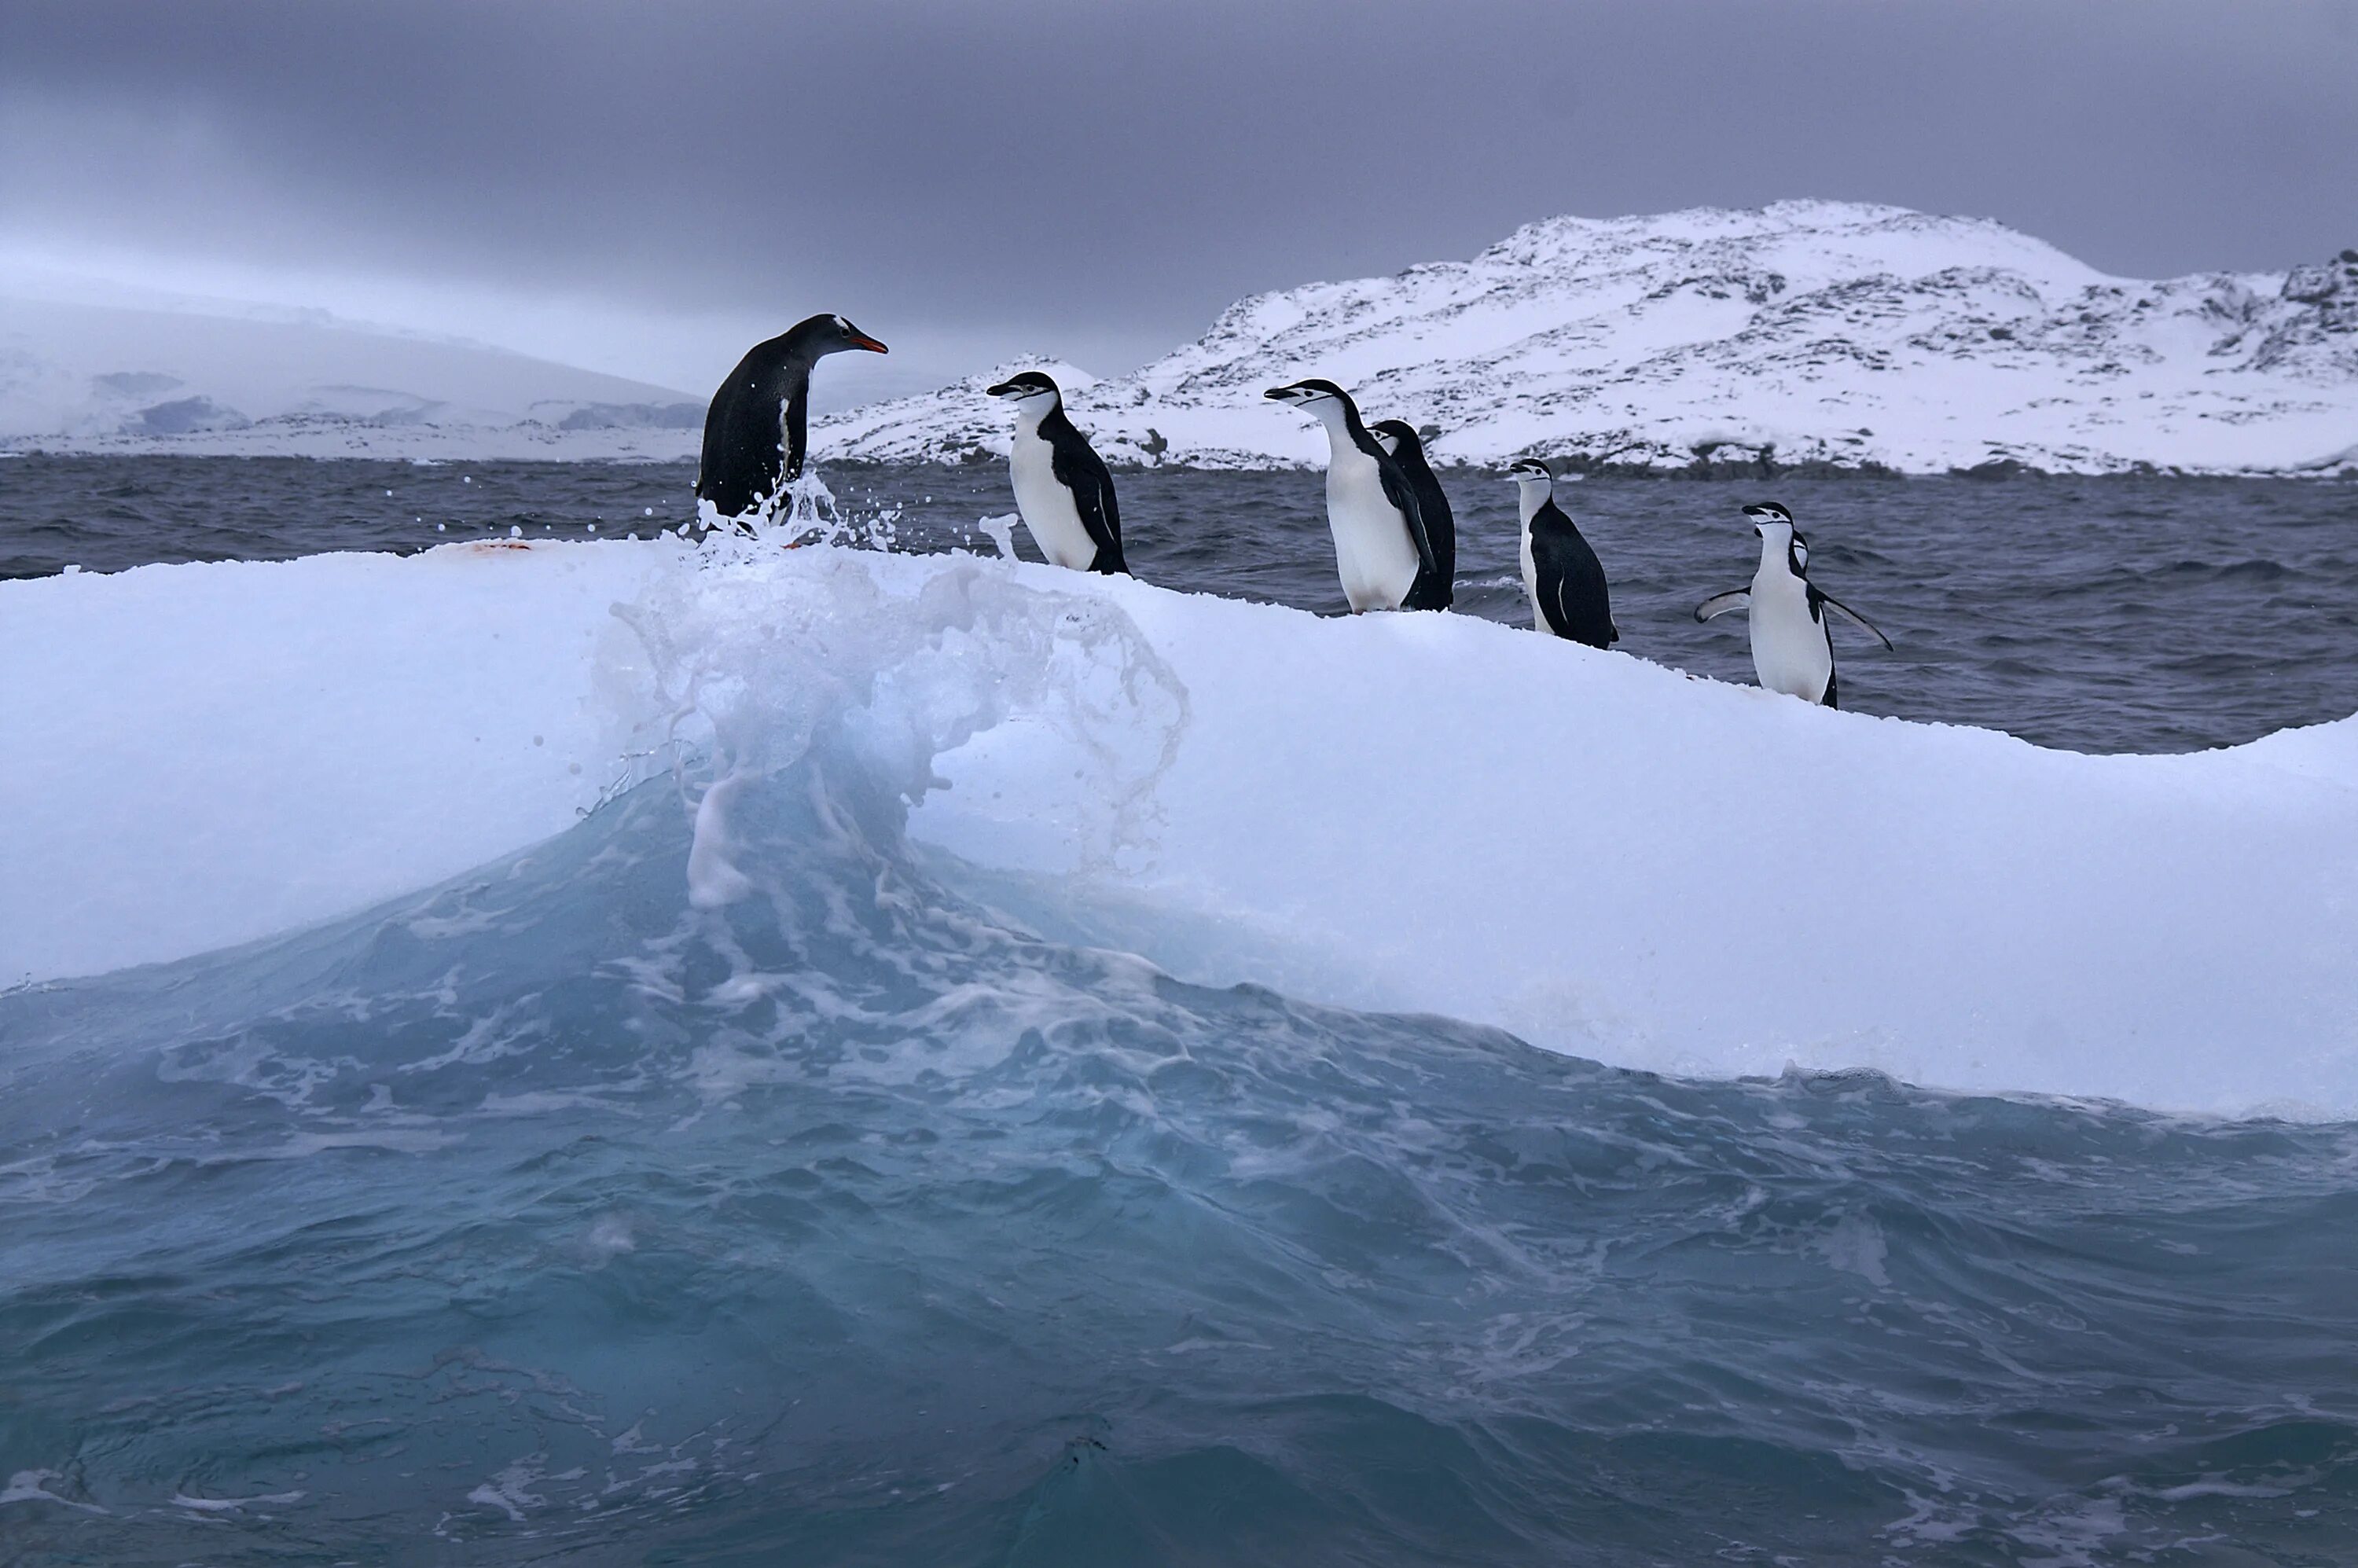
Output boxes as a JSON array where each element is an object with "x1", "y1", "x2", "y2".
[
  {"x1": 1264, "y1": 380, "x2": 1439, "y2": 612},
  {"x1": 1694, "y1": 501, "x2": 1890, "y2": 707},
  {"x1": 1505, "y1": 459, "x2": 1617, "y2": 648},
  {"x1": 696, "y1": 314, "x2": 887, "y2": 522},
  {"x1": 1368, "y1": 420, "x2": 1455, "y2": 610},
  {"x1": 985, "y1": 371, "x2": 1129, "y2": 575}
]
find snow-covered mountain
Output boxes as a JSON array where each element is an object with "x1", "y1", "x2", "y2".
[
  {"x1": 0, "y1": 296, "x2": 704, "y2": 459},
  {"x1": 817, "y1": 200, "x2": 2358, "y2": 475}
]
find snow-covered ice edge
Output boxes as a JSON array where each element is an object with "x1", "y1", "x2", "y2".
[{"x1": 6, "y1": 538, "x2": 2355, "y2": 1118}]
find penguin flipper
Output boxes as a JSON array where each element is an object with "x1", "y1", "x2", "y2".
[
  {"x1": 1550, "y1": 584, "x2": 1614, "y2": 650},
  {"x1": 1811, "y1": 587, "x2": 1892, "y2": 649},
  {"x1": 1695, "y1": 589, "x2": 1750, "y2": 622},
  {"x1": 1049, "y1": 424, "x2": 1127, "y2": 575},
  {"x1": 1375, "y1": 454, "x2": 1437, "y2": 577},
  {"x1": 1534, "y1": 580, "x2": 1572, "y2": 639}
]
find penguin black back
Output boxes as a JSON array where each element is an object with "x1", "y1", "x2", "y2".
[
  {"x1": 696, "y1": 314, "x2": 887, "y2": 521},
  {"x1": 1370, "y1": 420, "x2": 1454, "y2": 610},
  {"x1": 1041, "y1": 402, "x2": 1127, "y2": 574},
  {"x1": 1529, "y1": 500, "x2": 1616, "y2": 648}
]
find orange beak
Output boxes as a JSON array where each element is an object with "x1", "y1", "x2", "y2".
[{"x1": 848, "y1": 333, "x2": 888, "y2": 354}]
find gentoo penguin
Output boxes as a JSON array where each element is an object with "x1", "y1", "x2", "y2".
[
  {"x1": 1504, "y1": 459, "x2": 1617, "y2": 648},
  {"x1": 985, "y1": 370, "x2": 1128, "y2": 575},
  {"x1": 1263, "y1": 380, "x2": 1438, "y2": 612},
  {"x1": 1368, "y1": 420, "x2": 1455, "y2": 610},
  {"x1": 696, "y1": 314, "x2": 888, "y2": 521},
  {"x1": 1694, "y1": 501, "x2": 1891, "y2": 707}
]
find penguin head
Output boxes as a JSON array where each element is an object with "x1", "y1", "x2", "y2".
[
  {"x1": 1744, "y1": 502, "x2": 1806, "y2": 572},
  {"x1": 1263, "y1": 379, "x2": 1356, "y2": 419},
  {"x1": 1368, "y1": 419, "x2": 1424, "y2": 459},
  {"x1": 986, "y1": 370, "x2": 1062, "y2": 412},
  {"x1": 790, "y1": 313, "x2": 889, "y2": 358},
  {"x1": 1504, "y1": 458, "x2": 1553, "y2": 492}
]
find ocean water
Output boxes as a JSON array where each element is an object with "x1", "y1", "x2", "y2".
[
  {"x1": 5, "y1": 459, "x2": 2358, "y2": 1565},
  {"x1": 6, "y1": 454, "x2": 2356, "y2": 751}
]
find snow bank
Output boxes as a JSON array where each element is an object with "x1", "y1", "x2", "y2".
[
  {"x1": 1, "y1": 542, "x2": 678, "y2": 979},
  {"x1": 6, "y1": 542, "x2": 2355, "y2": 1118}
]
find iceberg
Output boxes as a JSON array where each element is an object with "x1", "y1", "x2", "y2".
[{"x1": 6, "y1": 538, "x2": 2353, "y2": 1118}]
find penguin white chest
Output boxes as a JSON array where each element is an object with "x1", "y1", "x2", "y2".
[
  {"x1": 1749, "y1": 571, "x2": 1835, "y2": 702},
  {"x1": 1324, "y1": 451, "x2": 1420, "y2": 611},
  {"x1": 1009, "y1": 430, "x2": 1097, "y2": 570}
]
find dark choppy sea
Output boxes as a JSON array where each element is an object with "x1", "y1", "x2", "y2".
[
  {"x1": 3, "y1": 457, "x2": 2356, "y2": 1565},
  {"x1": 8, "y1": 454, "x2": 2357, "y2": 751}
]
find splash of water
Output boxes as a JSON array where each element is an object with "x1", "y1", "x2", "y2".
[{"x1": 606, "y1": 538, "x2": 1192, "y2": 911}]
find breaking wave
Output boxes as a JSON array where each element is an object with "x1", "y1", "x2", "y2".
[{"x1": 6, "y1": 539, "x2": 2358, "y2": 1562}]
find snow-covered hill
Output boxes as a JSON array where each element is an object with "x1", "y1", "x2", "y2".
[
  {"x1": 818, "y1": 200, "x2": 2358, "y2": 475},
  {"x1": 0, "y1": 296, "x2": 704, "y2": 459}
]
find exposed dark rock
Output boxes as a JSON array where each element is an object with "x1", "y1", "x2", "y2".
[
  {"x1": 91, "y1": 371, "x2": 184, "y2": 399},
  {"x1": 1957, "y1": 457, "x2": 2032, "y2": 481},
  {"x1": 556, "y1": 402, "x2": 702, "y2": 431},
  {"x1": 128, "y1": 396, "x2": 249, "y2": 436}
]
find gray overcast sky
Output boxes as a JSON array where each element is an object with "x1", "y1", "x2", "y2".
[{"x1": 2, "y1": 0, "x2": 2354, "y2": 402}]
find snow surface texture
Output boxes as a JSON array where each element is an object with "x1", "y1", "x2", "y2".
[
  {"x1": 821, "y1": 201, "x2": 2358, "y2": 475},
  {"x1": 8, "y1": 540, "x2": 2356, "y2": 1118},
  {"x1": 0, "y1": 296, "x2": 703, "y2": 459}
]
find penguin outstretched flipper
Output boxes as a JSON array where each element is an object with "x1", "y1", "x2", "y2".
[
  {"x1": 1695, "y1": 589, "x2": 1750, "y2": 622},
  {"x1": 1811, "y1": 587, "x2": 1892, "y2": 648},
  {"x1": 1723, "y1": 501, "x2": 1888, "y2": 705}
]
